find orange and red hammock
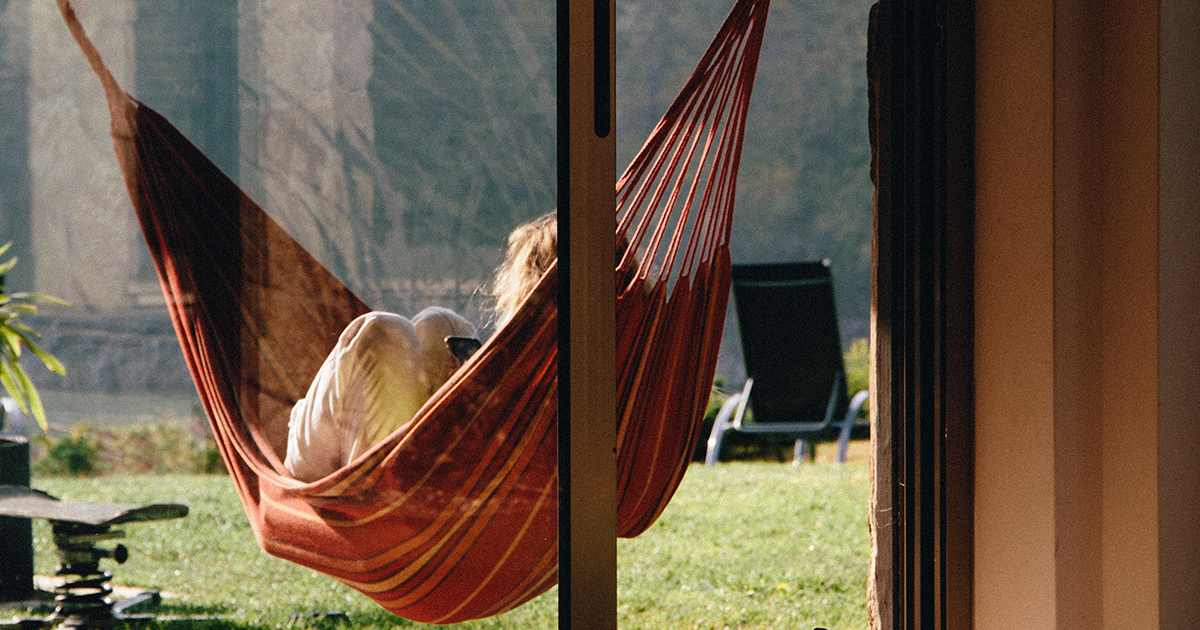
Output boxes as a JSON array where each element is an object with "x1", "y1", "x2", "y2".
[{"x1": 57, "y1": 0, "x2": 770, "y2": 623}]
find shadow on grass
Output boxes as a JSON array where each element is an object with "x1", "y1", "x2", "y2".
[
  {"x1": 0, "y1": 595, "x2": 240, "y2": 630},
  {"x1": 150, "y1": 605, "x2": 431, "y2": 630},
  {"x1": 143, "y1": 602, "x2": 234, "y2": 618},
  {"x1": 142, "y1": 620, "x2": 273, "y2": 630},
  {"x1": 2, "y1": 591, "x2": 440, "y2": 630}
]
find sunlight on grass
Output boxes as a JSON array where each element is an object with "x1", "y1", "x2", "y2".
[
  {"x1": 618, "y1": 463, "x2": 869, "y2": 629},
  {"x1": 7, "y1": 461, "x2": 868, "y2": 629}
]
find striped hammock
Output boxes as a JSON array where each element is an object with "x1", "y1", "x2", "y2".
[{"x1": 57, "y1": 0, "x2": 770, "y2": 623}]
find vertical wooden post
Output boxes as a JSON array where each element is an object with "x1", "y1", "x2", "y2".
[
  {"x1": 559, "y1": 0, "x2": 616, "y2": 628},
  {"x1": 869, "y1": 0, "x2": 974, "y2": 628},
  {"x1": 1159, "y1": 1, "x2": 1200, "y2": 623}
]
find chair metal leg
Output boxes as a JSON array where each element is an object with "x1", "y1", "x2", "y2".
[{"x1": 792, "y1": 439, "x2": 813, "y2": 465}]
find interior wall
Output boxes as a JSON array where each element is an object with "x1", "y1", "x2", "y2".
[
  {"x1": 973, "y1": 0, "x2": 1056, "y2": 625},
  {"x1": 1097, "y1": 0, "x2": 1159, "y2": 625},
  {"x1": 1049, "y1": 0, "x2": 1103, "y2": 625},
  {"x1": 975, "y1": 0, "x2": 1163, "y2": 627},
  {"x1": 1157, "y1": 0, "x2": 1200, "y2": 626}
]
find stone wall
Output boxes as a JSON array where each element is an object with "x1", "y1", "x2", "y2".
[{"x1": 22, "y1": 311, "x2": 191, "y2": 393}]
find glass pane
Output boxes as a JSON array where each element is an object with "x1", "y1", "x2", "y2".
[
  {"x1": 2, "y1": 1, "x2": 557, "y2": 627},
  {"x1": 237, "y1": 1, "x2": 556, "y2": 325},
  {"x1": 615, "y1": 0, "x2": 874, "y2": 627}
]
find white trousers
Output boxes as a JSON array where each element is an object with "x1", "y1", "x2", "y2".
[{"x1": 284, "y1": 307, "x2": 475, "y2": 482}]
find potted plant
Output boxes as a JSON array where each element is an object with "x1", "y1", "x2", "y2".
[{"x1": 0, "y1": 242, "x2": 69, "y2": 432}]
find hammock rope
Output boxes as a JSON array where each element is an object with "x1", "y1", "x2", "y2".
[
  {"x1": 57, "y1": 0, "x2": 771, "y2": 623},
  {"x1": 614, "y1": 0, "x2": 769, "y2": 534}
]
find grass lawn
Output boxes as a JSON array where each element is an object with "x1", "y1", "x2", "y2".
[{"x1": 4, "y1": 459, "x2": 869, "y2": 629}]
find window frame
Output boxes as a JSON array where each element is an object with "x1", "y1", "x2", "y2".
[{"x1": 868, "y1": 0, "x2": 975, "y2": 628}]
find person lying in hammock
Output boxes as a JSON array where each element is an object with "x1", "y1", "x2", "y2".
[{"x1": 285, "y1": 212, "x2": 557, "y2": 482}]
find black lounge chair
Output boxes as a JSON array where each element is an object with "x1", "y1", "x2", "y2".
[{"x1": 705, "y1": 260, "x2": 869, "y2": 465}]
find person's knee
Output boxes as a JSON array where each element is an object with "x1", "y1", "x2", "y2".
[
  {"x1": 412, "y1": 307, "x2": 476, "y2": 388},
  {"x1": 413, "y1": 307, "x2": 476, "y2": 341},
  {"x1": 342, "y1": 312, "x2": 420, "y2": 356}
]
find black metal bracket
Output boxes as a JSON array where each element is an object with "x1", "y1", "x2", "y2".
[{"x1": 2, "y1": 521, "x2": 166, "y2": 630}]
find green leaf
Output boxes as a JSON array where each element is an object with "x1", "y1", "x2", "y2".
[
  {"x1": 12, "y1": 364, "x2": 48, "y2": 432},
  {"x1": 27, "y1": 340, "x2": 67, "y2": 376},
  {"x1": 25, "y1": 387, "x2": 48, "y2": 433},
  {"x1": 42, "y1": 297, "x2": 73, "y2": 310},
  {"x1": 8, "y1": 292, "x2": 73, "y2": 309},
  {"x1": 0, "y1": 240, "x2": 69, "y2": 433},
  {"x1": 0, "y1": 363, "x2": 27, "y2": 414},
  {"x1": 0, "y1": 242, "x2": 13, "y2": 275},
  {"x1": 0, "y1": 328, "x2": 21, "y2": 359}
]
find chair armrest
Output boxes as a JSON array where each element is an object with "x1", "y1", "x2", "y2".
[
  {"x1": 704, "y1": 379, "x2": 754, "y2": 466},
  {"x1": 835, "y1": 389, "x2": 870, "y2": 463},
  {"x1": 846, "y1": 389, "x2": 869, "y2": 421},
  {"x1": 729, "y1": 378, "x2": 753, "y2": 429}
]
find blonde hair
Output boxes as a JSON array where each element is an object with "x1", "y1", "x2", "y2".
[{"x1": 491, "y1": 212, "x2": 557, "y2": 324}]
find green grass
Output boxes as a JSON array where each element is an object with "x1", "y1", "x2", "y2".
[
  {"x1": 4, "y1": 462, "x2": 869, "y2": 629},
  {"x1": 618, "y1": 464, "x2": 869, "y2": 629}
]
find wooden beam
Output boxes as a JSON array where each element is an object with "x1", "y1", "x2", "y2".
[
  {"x1": 559, "y1": 0, "x2": 617, "y2": 627},
  {"x1": 869, "y1": 0, "x2": 974, "y2": 628}
]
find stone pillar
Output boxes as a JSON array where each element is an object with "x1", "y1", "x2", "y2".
[
  {"x1": 27, "y1": 0, "x2": 139, "y2": 313},
  {"x1": 238, "y1": 0, "x2": 377, "y2": 291}
]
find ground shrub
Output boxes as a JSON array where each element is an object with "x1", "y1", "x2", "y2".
[
  {"x1": 31, "y1": 417, "x2": 225, "y2": 476},
  {"x1": 31, "y1": 422, "x2": 99, "y2": 476},
  {"x1": 843, "y1": 337, "x2": 870, "y2": 406}
]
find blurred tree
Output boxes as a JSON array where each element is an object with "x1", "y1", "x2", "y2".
[{"x1": 617, "y1": 0, "x2": 874, "y2": 340}]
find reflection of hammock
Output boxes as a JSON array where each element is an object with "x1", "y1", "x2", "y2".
[{"x1": 57, "y1": 0, "x2": 770, "y2": 623}]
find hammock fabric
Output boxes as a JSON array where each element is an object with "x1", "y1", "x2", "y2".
[{"x1": 57, "y1": 0, "x2": 770, "y2": 623}]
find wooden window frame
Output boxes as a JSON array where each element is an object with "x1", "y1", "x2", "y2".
[
  {"x1": 559, "y1": 1, "x2": 618, "y2": 629},
  {"x1": 869, "y1": 1, "x2": 974, "y2": 628},
  {"x1": 557, "y1": 0, "x2": 976, "y2": 627}
]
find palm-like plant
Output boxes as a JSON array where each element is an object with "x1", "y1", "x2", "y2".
[{"x1": 0, "y1": 242, "x2": 69, "y2": 432}]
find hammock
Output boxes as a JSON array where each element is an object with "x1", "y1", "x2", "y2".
[{"x1": 57, "y1": 0, "x2": 770, "y2": 623}]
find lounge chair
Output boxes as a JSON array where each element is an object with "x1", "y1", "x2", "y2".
[{"x1": 705, "y1": 260, "x2": 869, "y2": 465}]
